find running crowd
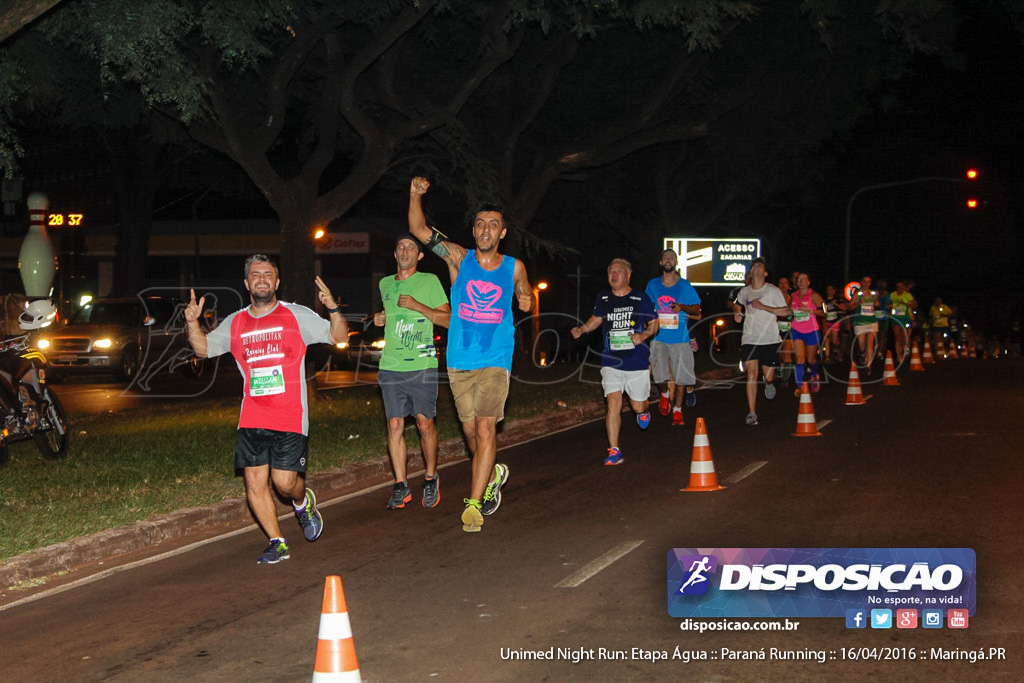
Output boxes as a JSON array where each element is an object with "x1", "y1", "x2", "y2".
[{"x1": 181, "y1": 176, "x2": 968, "y2": 561}]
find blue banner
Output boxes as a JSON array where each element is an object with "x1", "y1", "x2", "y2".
[{"x1": 667, "y1": 548, "x2": 976, "y2": 618}]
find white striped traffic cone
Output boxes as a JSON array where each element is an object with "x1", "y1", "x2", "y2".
[{"x1": 312, "y1": 576, "x2": 361, "y2": 682}]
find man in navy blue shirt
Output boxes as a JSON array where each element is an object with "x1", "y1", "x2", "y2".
[{"x1": 571, "y1": 258, "x2": 658, "y2": 465}]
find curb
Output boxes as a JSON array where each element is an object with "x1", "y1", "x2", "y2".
[{"x1": 0, "y1": 400, "x2": 607, "y2": 591}]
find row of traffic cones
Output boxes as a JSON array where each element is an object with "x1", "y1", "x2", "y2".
[
  {"x1": 683, "y1": 341, "x2": 939, "y2": 492},
  {"x1": 317, "y1": 337, "x2": 945, "y2": 674}
]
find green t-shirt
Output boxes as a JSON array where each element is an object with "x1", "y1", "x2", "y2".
[
  {"x1": 890, "y1": 291, "x2": 914, "y2": 324},
  {"x1": 854, "y1": 292, "x2": 878, "y2": 326},
  {"x1": 378, "y1": 271, "x2": 448, "y2": 371}
]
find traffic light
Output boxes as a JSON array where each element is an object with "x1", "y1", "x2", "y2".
[{"x1": 965, "y1": 168, "x2": 979, "y2": 209}]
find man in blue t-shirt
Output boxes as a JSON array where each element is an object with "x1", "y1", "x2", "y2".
[
  {"x1": 571, "y1": 258, "x2": 657, "y2": 466},
  {"x1": 645, "y1": 248, "x2": 702, "y2": 425}
]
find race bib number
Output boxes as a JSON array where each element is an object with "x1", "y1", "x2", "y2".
[
  {"x1": 609, "y1": 329, "x2": 635, "y2": 351},
  {"x1": 794, "y1": 310, "x2": 811, "y2": 323},
  {"x1": 894, "y1": 304, "x2": 907, "y2": 316},
  {"x1": 777, "y1": 321, "x2": 791, "y2": 332},
  {"x1": 250, "y1": 365, "x2": 285, "y2": 396},
  {"x1": 826, "y1": 310, "x2": 838, "y2": 322},
  {"x1": 861, "y1": 302, "x2": 874, "y2": 315},
  {"x1": 658, "y1": 312, "x2": 679, "y2": 330}
]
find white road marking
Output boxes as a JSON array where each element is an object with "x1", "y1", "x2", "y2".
[
  {"x1": 722, "y1": 461, "x2": 767, "y2": 484},
  {"x1": 555, "y1": 540, "x2": 645, "y2": 588}
]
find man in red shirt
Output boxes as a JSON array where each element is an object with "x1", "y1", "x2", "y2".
[{"x1": 185, "y1": 254, "x2": 348, "y2": 564}]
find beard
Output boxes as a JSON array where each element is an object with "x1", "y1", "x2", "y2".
[
  {"x1": 661, "y1": 264, "x2": 676, "y2": 273},
  {"x1": 250, "y1": 288, "x2": 276, "y2": 306}
]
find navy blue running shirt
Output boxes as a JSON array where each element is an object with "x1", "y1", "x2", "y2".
[{"x1": 593, "y1": 289, "x2": 656, "y2": 371}]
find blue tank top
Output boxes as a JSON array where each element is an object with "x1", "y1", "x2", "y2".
[{"x1": 448, "y1": 250, "x2": 516, "y2": 370}]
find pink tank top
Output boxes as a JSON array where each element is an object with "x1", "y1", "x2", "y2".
[{"x1": 791, "y1": 289, "x2": 820, "y2": 333}]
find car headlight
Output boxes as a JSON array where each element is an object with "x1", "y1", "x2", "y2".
[
  {"x1": 335, "y1": 342, "x2": 348, "y2": 350},
  {"x1": 36, "y1": 339, "x2": 50, "y2": 350},
  {"x1": 93, "y1": 338, "x2": 113, "y2": 349},
  {"x1": 372, "y1": 340, "x2": 386, "y2": 349}
]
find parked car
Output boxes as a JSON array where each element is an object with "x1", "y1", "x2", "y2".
[
  {"x1": 34, "y1": 296, "x2": 207, "y2": 382},
  {"x1": 327, "y1": 317, "x2": 384, "y2": 369}
]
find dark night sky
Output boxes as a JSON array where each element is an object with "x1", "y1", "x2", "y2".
[{"x1": 809, "y1": 3, "x2": 1022, "y2": 332}]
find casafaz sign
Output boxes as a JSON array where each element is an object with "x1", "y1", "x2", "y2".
[{"x1": 667, "y1": 548, "x2": 976, "y2": 618}]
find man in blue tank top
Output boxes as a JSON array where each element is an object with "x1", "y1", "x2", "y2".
[{"x1": 408, "y1": 177, "x2": 535, "y2": 533}]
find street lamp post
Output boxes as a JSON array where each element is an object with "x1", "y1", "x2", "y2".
[{"x1": 844, "y1": 174, "x2": 974, "y2": 283}]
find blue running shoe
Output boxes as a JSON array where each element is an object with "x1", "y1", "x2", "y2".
[
  {"x1": 637, "y1": 411, "x2": 651, "y2": 430},
  {"x1": 685, "y1": 390, "x2": 696, "y2": 407},
  {"x1": 604, "y1": 447, "x2": 624, "y2": 465},
  {"x1": 257, "y1": 538, "x2": 290, "y2": 564},
  {"x1": 295, "y1": 489, "x2": 323, "y2": 541}
]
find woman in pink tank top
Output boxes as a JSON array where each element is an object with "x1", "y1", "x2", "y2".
[{"x1": 790, "y1": 273, "x2": 825, "y2": 394}]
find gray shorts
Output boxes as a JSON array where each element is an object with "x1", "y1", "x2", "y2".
[
  {"x1": 650, "y1": 340, "x2": 696, "y2": 386},
  {"x1": 379, "y1": 368, "x2": 439, "y2": 420}
]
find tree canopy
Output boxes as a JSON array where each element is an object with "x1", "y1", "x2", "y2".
[{"x1": 1, "y1": 0, "x2": 971, "y2": 303}]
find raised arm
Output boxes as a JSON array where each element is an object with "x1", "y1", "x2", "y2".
[
  {"x1": 315, "y1": 276, "x2": 350, "y2": 344},
  {"x1": 409, "y1": 177, "x2": 465, "y2": 276},
  {"x1": 184, "y1": 288, "x2": 208, "y2": 358}
]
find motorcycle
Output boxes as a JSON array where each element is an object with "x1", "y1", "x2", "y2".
[{"x1": 0, "y1": 334, "x2": 69, "y2": 466}]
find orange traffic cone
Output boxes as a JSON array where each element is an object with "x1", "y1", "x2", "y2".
[
  {"x1": 936, "y1": 339, "x2": 947, "y2": 358},
  {"x1": 312, "y1": 576, "x2": 361, "y2": 682},
  {"x1": 793, "y1": 383, "x2": 821, "y2": 436},
  {"x1": 948, "y1": 342, "x2": 959, "y2": 359},
  {"x1": 882, "y1": 351, "x2": 900, "y2": 386},
  {"x1": 923, "y1": 339, "x2": 936, "y2": 364},
  {"x1": 845, "y1": 363, "x2": 865, "y2": 405},
  {"x1": 909, "y1": 343, "x2": 924, "y2": 371},
  {"x1": 681, "y1": 417, "x2": 724, "y2": 492}
]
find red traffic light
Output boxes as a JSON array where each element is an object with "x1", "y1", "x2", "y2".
[
  {"x1": 966, "y1": 168, "x2": 978, "y2": 179},
  {"x1": 966, "y1": 198, "x2": 979, "y2": 209}
]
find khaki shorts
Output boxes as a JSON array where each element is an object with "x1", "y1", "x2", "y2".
[{"x1": 448, "y1": 367, "x2": 510, "y2": 422}]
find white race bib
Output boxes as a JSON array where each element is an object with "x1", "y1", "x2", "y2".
[
  {"x1": 250, "y1": 365, "x2": 285, "y2": 396},
  {"x1": 658, "y1": 312, "x2": 679, "y2": 330},
  {"x1": 609, "y1": 329, "x2": 635, "y2": 351}
]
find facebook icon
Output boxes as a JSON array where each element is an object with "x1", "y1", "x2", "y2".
[{"x1": 845, "y1": 609, "x2": 867, "y2": 629}]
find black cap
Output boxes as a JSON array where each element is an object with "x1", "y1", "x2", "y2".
[{"x1": 395, "y1": 233, "x2": 423, "y2": 252}]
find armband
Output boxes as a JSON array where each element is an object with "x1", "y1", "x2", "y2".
[
  {"x1": 325, "y1": 306, "x2": 341, "y2": 314},
  {"x1": 426, "y1": 227, "x2": 448, "y2": 250}
]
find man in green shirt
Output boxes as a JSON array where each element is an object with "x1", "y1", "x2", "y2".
[
  {"x1": 889, "y1": 280, "x2": 917, "y2": 360},
  {"x1": 374, "y1": 234, "x2": 451, "y2": 509}
]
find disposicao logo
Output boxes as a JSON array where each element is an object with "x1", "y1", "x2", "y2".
[
  {"x1": 675, "y1": 555, "x2": 718, "y2": 596},
  {"x1": 667, "y1": 548, "x2": 976, "y2": 618}
]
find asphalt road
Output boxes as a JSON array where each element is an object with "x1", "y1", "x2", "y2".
[{"x1": 1, "y1": 357, "x2": 1020, "y2": 681}]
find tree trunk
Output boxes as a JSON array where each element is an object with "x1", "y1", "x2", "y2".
[{"x1": 277, "y1": 213, "x2": 318, "y2": 309}]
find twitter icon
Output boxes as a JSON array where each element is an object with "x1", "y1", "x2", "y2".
[{"x1": 870, "y1": 609, "x2": 892, "y2": 629}]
